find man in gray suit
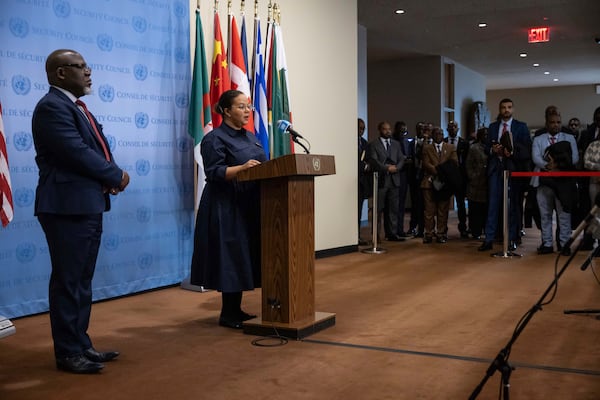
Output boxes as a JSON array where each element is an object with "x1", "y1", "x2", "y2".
[{"x1": 368, "y1": 121, "x2": 406, "y2": 241}]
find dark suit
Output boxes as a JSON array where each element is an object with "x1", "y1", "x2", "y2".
[
  {"x1": 445, "y1": 136, "x2": 469, "y2": 234},
  {"x1": 368, "y1": 137, "x2": 406, "y2": 238},
  {"x1": 358, "y1": 136, "x2": 371, "y2": 232},
  {"x1": 483, "y1": 119, "x2": 531, "y2": 244},
  {"x1": 32, "y1": 87, "x2": 124, "y2": 358},
  {"x1": 394, "y1": 133, "x2": 414, "y2": 234}
]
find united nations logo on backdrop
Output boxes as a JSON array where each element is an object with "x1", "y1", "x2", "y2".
[
  {"x1": 53, "y1": 0, "x2": 71, "y2": 18},
  {"x1": 176, "y1": 136, "x2": 190, "y2": 152},
  {"x1": 9, "y1": 17, "x2": 29, "y2": 38},
  {"x1": 135, "y1": 159, "x2": 150, "y2": 176},
  {"x1": 173, "y1": 1, "x2": 188, "y2": 17},
  {"x1": 16, "y1": 242, "x2": 36, "y2": 263},
  {"x1": 131, "y1": 16, "x2": 147, "y2": 33},
  {"x1": 98, "y1": 84, "x2": 114, "y2": 102},
  {"x1": 105, "y1": 134, "x2": 116, "y2": 151},
  {"x1": 136, "y1": 206, "x2": 151, "y2": 223},
  {"x1": 137, "y1": 253, "x2": 153, "y2": 270},
  {"x1": 135, "y1": 112, "x2": 149, "y2": 129},
  {"x1": 175, "y1": 48, "x2": 186, "y2": 64},
  {"x1": 133, "y1": 64, "x2": 148, "y2": 81},
  {"x1": 14, "y1": 188, "x2": 34, "y2": 208},
  {"x1": 175, "y1": 92, "x2": 188, "y2": 108},
  {"x1": 12, "y1": 75, "x2": 31, "y2": 95},
  {"x1": 13, "y1": 131, "x2": 33, "y2": 151},
  {"x1": 103, "y1": 233, "x2": 119, "y2": 251},
  {"x1": 97, "y1": 34, "x2": 114, "y2": 52}
]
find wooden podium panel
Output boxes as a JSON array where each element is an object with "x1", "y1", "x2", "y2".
[{"x1": 237, "y1": 154, "x2": 336, "y2": 339}]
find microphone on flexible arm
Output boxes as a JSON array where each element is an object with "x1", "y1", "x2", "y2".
[
  {"x1": 276, "y1": 119, "x2": 310, "y2": 154},
  {"x1": 276, "y1": 119, "x2": 304, "y2": 139},
  {"x1": 563, "y1": 192, "x2": 600, "y2": 252}
]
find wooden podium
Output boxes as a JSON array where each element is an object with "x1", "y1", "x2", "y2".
[{"x1": 237, "y1": 153, "x2": 336, "y2": 339}]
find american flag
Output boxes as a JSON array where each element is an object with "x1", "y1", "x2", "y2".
[{"x1": 0, "y1": 100, "x2": 14, "y2": 227}]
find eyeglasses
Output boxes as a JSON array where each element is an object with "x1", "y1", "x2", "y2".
[
  {"x1": 59, "y1": 63, "x2": 91, "y2": 71},
  {"x1": 233, "y1": 104, "x2": 255, "y2": 111}
]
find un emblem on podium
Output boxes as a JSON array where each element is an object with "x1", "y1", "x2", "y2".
[{"x1": 312, "y1": 157, "x2": 321, "y2": 172}]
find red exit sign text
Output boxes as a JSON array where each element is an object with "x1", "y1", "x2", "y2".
[{"x1": 528, "y1": 27, "x2": 550, "y2": 43}]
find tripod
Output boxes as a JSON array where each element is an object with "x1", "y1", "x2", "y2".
[{"x1": 469, "y1": 244, "x2": 583, "y2": 399}]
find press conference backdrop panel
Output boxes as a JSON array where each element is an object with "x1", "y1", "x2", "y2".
[{"x1": 0, "y1": 0, "x2": 195, "y2": 318}]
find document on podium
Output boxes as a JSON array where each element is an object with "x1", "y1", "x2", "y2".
[{"x1": 0, "y1": 315, "x2": 16, "y2": 339}]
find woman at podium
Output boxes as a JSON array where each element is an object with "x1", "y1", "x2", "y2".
[{"x1": 190, "y1": 90, "x2": 267, "y2": 329}]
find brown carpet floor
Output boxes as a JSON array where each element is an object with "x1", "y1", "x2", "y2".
[{"x1": 2, "y1": 215, "x2": 600, "y2": 399}]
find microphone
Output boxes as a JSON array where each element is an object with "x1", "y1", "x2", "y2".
[
  {"x1": 563, "y1": 192, "x2": 600, "y2": 251},
  {"x1": 276, "y1": 119, "x2": 304, "y2": 139}
]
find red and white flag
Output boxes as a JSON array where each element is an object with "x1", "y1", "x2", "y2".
[
  {"x1": 0, "y1": 101, "x2": 14, "y2": 227},
  {"x1": 229, "y1": 15, "x2": 254, "y2": 133}
]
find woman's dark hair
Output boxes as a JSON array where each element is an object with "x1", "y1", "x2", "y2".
[{"x1": 215, "y1": 89, "x2": 244, "y2": 115}]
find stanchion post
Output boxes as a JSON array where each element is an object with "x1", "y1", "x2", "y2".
[{"x1": 493, "y1": 170, "x2": 521, "y2": 258}]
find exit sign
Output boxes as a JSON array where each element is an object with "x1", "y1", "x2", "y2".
[{"x1": 528, "y1": 27, "x2": 550, "y2": 43}]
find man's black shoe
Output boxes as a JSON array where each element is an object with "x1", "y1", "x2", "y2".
[
  {"x1": 560, "y1": 247, "x2": 571, "y2": 256},
  {"x1": 56, "y1": 355, "x2": 103, "y2": 374},
  {"x1": 423, "y1": 236, "x2": 433, "y2": 244},
  {"x1": 478, "y1": 242, "x2": 493, "y2": 251},
  {"x1": 508, "y1": 241, "x2": 517, "y2": 251},
  {"x1": 537, "y1": 245, "x2": 554, "y2": 255},
  {"x1": 84, "y1": 347, "x2": 119, "y2": 363}
]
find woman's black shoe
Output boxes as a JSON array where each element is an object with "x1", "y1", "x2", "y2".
[{"x1": 218, "y1": 317, "x2": 243, "y2": 329}]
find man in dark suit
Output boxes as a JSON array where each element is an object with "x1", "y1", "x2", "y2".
[
  {"x1": 32, "y1": 49, "x2": 130, "y2": 374},
  {"x1": 444, "y1": 120, "x2": 469, "y2": 238},
  {"x1": 368, "y1": 121, "x2": 406, "y2": 241},
  {"x1": 393, "y1": 121, "x2": 413, "y2": 237},
  {"x1": 478, "y1": 98, "x2": 531, "y2": 252}
]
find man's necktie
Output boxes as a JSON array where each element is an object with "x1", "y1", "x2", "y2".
[
  {"x1": 550, "y1": 135, "x2": 556, "y2": 145},
  {"x1": 502, "y1": 122, "x2": 508, "y2": 134},
  {"x1": 437, "y1": 144, "x2": 442, "y2": 158},
  {"x1": 76, "y1": 99, "x2": 110, "y2": 161},
  {"x1": 385, "y1": 139, "x2": 390, "y2": 154}
]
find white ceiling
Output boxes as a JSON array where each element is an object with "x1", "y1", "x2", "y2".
[{"x1": 358, "y1": 0, "x2": 600, "y2": 90}]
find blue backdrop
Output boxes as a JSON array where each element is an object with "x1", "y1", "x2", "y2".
[{"x1": 0, "y1": 0, "x2": 195, "y2": 318}]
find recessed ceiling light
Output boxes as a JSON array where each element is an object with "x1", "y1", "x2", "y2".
[
  {"x1": 519, "y1": 53, "x2": 527, "y2": 58},
  {"x1": 533, "y1": 63, "x2": 540, "y2": 67},
  {"x1": 478, "y1": 22, "x2": 487, "y2": 28},
  {"x1": 395, "y1": 9, "x2": 405, "y2": 14},
  {"x1": 544, "y1": 71, "x2": 550, "y2": 75},
  {"x1": 553, "y1": 78, "x2": 559, "y2": 82}
]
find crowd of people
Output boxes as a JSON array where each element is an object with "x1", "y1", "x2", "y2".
[{"x1": 358, "y1": 99, "x2": 600, "y2": 257}]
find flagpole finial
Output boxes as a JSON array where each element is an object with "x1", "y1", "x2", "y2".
[
  {"x1": 241, "y1": 0, "x2": 245, "y2": 15},
  {"x1": 227, "y1": 0, "x2": 232, "y2": 15},
  {"x1": 254, "y1": 0, "x2": 259, "y2": 17},
  {"x1": 214, "y1": 0, "x2": 218, "y2": 13},
  {"x1": 267, "y1": 1, "x2": 273, "y2": 22},
  {"x1": 274, "y1": 3, "x2": 280, "y2": 24},
  {"x1": 196, "y1": 0, "x2": 200, "y2": 10}
]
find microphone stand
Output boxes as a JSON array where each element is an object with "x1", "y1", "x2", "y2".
[
  {"x1": 293, "y1": 136, "x2": 310, "y2": 154},
  {"x1": 469, "y1": 242, "x2": 582, "y2": 399},
  {"x1": 564, "y1": 244, "x2": 600, "y2": 318}
]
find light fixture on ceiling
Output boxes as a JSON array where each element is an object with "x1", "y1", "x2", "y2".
[
  {"x1": 478, "y1": 22, "x2": 487, "y2": 28},
  {"x1": 553, "y1": 78, "x2": 559, "y2": 82},
  {"x1": 395, "y1": 9, "x2": 405, "y2": 15},
  {"x1": 533, "y1": 63, "x2": 540, "y2": 67},
  {"x1": 544, "y1": 71, "x2": 550, "y2": 75},
  {"x1": 519, "y1": 53, "x2": 527, "y2": 58}
]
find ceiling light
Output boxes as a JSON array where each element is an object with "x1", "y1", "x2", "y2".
[
  {"x1": 478, "y1": 22, "x2": 487, "y2": 28},
  {"x1": 544, "y1": 71, "x2": 550, "y2": 75},
  {"x1": 533, "y1": 63, "x2": 540, "y2": 67},
  {"x1": 553, "y1": 78, "x2": 559, "y2": 82},
  {"x1": 519, "y1": 53, "x2": 527, "y2": 58},
  {"x1": 395, "y1": 9, "x2": 405, "y2": 14}
]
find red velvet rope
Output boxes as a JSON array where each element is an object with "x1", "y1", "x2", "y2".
[{"x1": 511, "y1": 171, "x2": 600, "y2": 177}]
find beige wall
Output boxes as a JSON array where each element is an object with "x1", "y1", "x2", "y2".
[
  {"x1": 487, "y1": 85, "x2": 600, "y2": 130},
  {"x1": 191, "y1": 1, "x2": 358, "y2": 251}
]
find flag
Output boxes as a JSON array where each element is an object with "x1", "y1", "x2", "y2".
[
  {"x1": 240, "y1": 14, "x2": 250, "y2": 82},
  {"x1": 188, "y1": 8, "x2": 213, "y2": 206},
  {"x1": 210, "y1": 12, "x2": 231, "y2": 127},
  {"x1": 0, "y1": 100, "x2": 14, "y2": 227},
  {"x1": 252, "y1": 16, "x2": 269, "y2": 158},
  {"x1": 269, "y1": 23, "x2": 293, "y2": 157},
  {"x1": 229, "y1": 16, "x2": 254, "y2": 133}
]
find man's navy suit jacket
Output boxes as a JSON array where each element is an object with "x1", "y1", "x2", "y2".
[{"x1": 32, "y1": 87, "x2": 123, "y2": 215}]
